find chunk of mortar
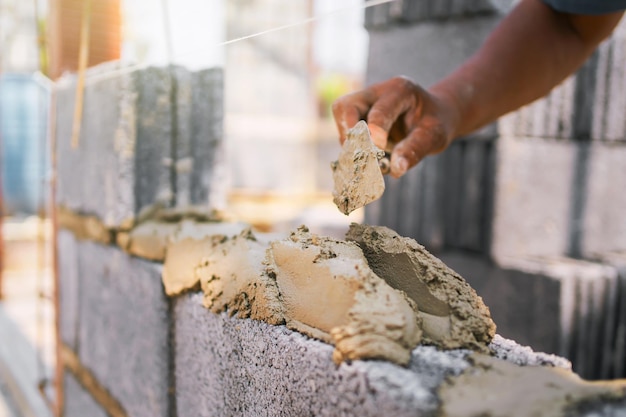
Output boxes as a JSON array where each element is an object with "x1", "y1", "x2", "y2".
[
  {"x1": 117, "y1": 220, "x2": 179, "y2": 261},
  {"x1": 346, "y1": 223, "x2": 496, "y2": 352},
  {"x1": 265, "y1": 226, "x2": 422, "y2": 365},
  {"x1": 162, "y1": 220, "x2": 248, "y2": 296},
  {"x1": 197, "y1": 229, "x2": 284, "y2": 325},
  {"x1": 331, "y1": 120, "x2": 386, "y2": 215},
  {"x1": 439, "y1": 353, "x2": 626, "y2": 417}
]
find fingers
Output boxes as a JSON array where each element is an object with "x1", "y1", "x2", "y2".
[
  {"x1": 389, "y1": 120, "x2": 448, "y2": 178},
  {"x1": 332, "y1": 91, "x2": 372, "y2": 145},
  {"x1": 332, "y1": 77, "x2": 418, "y2": 147},
  {"x1": 367, "y1": 77, "x2": 416, "y2": 150}
]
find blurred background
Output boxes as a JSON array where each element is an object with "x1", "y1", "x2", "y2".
[
  {"x1": 1, "y1": 0, "x2": 625, "y2": 415},
  {"x1": 0, "y1": 1, "x2": 368, "y2": 415}
]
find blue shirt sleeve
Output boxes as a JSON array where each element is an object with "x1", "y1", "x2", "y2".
[{"x1": 543, "y1": 0, "x2": 626, "y2": 14}]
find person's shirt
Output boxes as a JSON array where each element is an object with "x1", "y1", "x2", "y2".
[{"x1": 543, "y1": 0, "x2": 626, "y2": 14}]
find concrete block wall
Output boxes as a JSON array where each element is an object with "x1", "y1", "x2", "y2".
[
  {"x1": 54, "y1": 59, "x2": 626, "y2": 416},
  {"x1": 363, "y1": 2, "x2": 626, "y2": 379}
]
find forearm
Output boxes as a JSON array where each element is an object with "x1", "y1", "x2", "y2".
[{"x1": 430, "y1": 0, "x2": 623, "y2": 139}]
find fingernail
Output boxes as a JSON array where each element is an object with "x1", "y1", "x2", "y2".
[{"x1": 393, "y1": 157, "x2": 408, "y2": 177}]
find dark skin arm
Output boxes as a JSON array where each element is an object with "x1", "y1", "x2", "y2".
[{"x1": 332, "y1": 0, "x2": 624, "y2": 178}]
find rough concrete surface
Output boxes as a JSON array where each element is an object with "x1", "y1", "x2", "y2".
[
  {"x1": 63, "y1": 373, "x2": 108, "y2": 417},
  {"x1": 58, "y1": 230, "x2": 80, "y2": 350},
  {"x1": 74, "y1": 241, "x2": 170, "y2": 417},
  {"x1": 174, "y1": 293, "x2": 625, "y2": 417},
  {"x1": 174, "y1": 292, "x2": 467, "y2": 417},
  {"x1": 491, "y1": 135, "x2": 577, "y2": 261},
  {"x1": 55, "y1": 63, "x2": 225, "y2": 229},
  {"x1": 582, "y1": 143, "x2": 626, "y2": 257}
]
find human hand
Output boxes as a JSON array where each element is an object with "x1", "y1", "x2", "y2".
[{"x1": 332, "y1": 76, "x2": 458, "y2": 178}]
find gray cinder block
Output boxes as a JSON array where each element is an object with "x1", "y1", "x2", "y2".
[
  {"x1": 55, "y1": 63, "x2": 225, "y2": 227},
  {"x1": 490, "y1": 135, "x2": 577, "y2": 261},
  {"x1": 580, "y1": 143, "x2": 626, "y2": 258},
  {"x1": 174, "y1": 293, "x2": 467, "y2": 417},
  {"x1": 63, "y1": 373, "x2": 108, "y2": 417},
  {"x1": 174, "y1": 293, "x2": 571, "y2": 417},
  {"x1": 441, "y1": 251, "x2": 624, "y2": 380},
  {"x1": 58, "y1": 229, "x2": 79, "y2": 350},
  {"x1": 491, "y1": 136, "x2": 626, "y2": 261},
  {"x1": 75, "y1": 241, "x2": 170, "y2": 417},
  {"x1": 498, "y1": 75, "x2": 576, "y2": 140},
  {"x1": 591, "y1": 21, "x2": 626, "y2": 142},
  {"x1": 167, "y1": 67, "x2": 225, "y2": 208},
  {"x1": 366, "y1": 15, "x2": 500, "y2": 87}
]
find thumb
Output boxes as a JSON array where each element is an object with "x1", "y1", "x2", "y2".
[{"x1": 389, "y1": 125, "x2": 442, "y2": 178}]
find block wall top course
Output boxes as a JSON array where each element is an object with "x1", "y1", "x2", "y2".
[
  {"x1": 55, "y1": 62, "x2": 224, "y2": 229},
  {"x1": 174, "y1": 292, "x2": 626, "y2": 417}
]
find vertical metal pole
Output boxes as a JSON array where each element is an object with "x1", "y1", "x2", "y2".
[{"x1": 49, "y1": 83, "x2": 63, "y2": 417}]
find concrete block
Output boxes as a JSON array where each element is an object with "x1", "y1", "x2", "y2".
[
  {"x1": 133, "y1": 67, "x2": 175, "y2": 212},
  {"x1": 174, "y1": 68, "x2": 224, "y2": 207},
  {"x1": 592, "y1": 21, "x2": 626, "y2": 142},
  {"x1": 581, "y1": 143, "x2": 626, "y2": 257},
  {"x1": 55, "y1": 62, "x2": 143, "y2": 227},
  {"x1": 397, "y1": 0, "x2": 497, "y2": 23},
  {"x1": 490, "y1": 136, "x2": 577, "y2": 260},
  {"x1": 440, "y1": 252, "x2": 563, "y2": 355},
  {"x1": 364, "y1": 2, "x2": 392, "y2": 30},
  {"x1": 56, "y1": 63, "x2": 224, "y2": 227},
  {"x1": 63, "y1": 373, "x2": 108, "y2": 417},
  {"x1": 366, "y1": 15, "x2": 500, "y2": 87},
  {"x1": 175, "y1": 293, "x2": 461, "y2": 417},
  {"x1": 174, "y1": 293, "x2": 610, "y2": 417},
  {"x1": 498, "y1": 75, "x2": 576, "y2": 140},
  {"x1": 595, "y1": 252, "x2": 626, "y2": 378},
  {"x1": 441, "y1": 251, "x2": 624, "y2": 380},
  {"x1": 58, "y1": 229, "x2": 79, "y2": 349},
  {"x1": 498, "y1": 256, "x2": 619, "y2": 380},
  {"x1": 76, "y1": 241, "x2": 170, "y2": 417}
]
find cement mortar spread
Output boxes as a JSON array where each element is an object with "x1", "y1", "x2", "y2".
[
  {"x1": 347, "y1": 223, "x2": 496, "y2": 352},
  {"x1": 439, "y1": 354, "x2": 626, "y2": 417},
  {"x1": 162, "y1": 222, "x2": 497, "y2": 365}
]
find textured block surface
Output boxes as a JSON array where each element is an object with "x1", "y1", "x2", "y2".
[
  {"x1": 174, "y1": 293, "x2": 574, "y2": 417},
  {"x1": 55, "y1": 63, "x2": 225, "y2": 226},
  {"x1": 75, "y1": 242, "x2": 170, "y2": 417},
  {"x1": 58, "y1": 229, "x2": 80, "y2": 350},
  {"x1": 581, "y1": 143, "x2": 626, "y2": 257},
  {"x1": 491, "y1": 136, "x2": 577, "y2": 260},
  {"x1": 366, "y1": 15, "x2": 500, "y2": 87},
  {"x1": 63, "y1": 374, "x2": 108, "y2": 417}
]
